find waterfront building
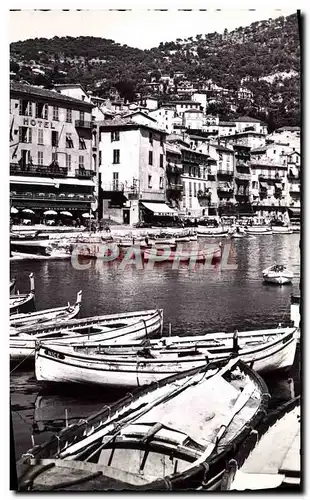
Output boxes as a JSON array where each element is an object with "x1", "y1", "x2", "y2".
[
  {"x1": 98, "y1": 117, "x2": 169, "y2": 225},
  {"x1": 233, "y1": 144, "x2": 252, "y2": 215},
  {"x1": 233, "y1": 116, "x2": 268, "y2": 135},
  {"x1": 268, "y1": 126, "x2": 300, "y2": 152},
  {"x1": 165, "y1": 144, "x2": 183, "y2": 210},
  {"x1": 10, "y1": 82, "x2": 96, "y2": 222},
  {"x1": 209, "y1": 144, "x2": 235, "y2": 216},
  {"x1": 286, "y1": 151, "x2": 301, "y2": 224},
  {"x1": 182, "y1": 109, "x2": 204, "y2": 130},
  {"x1": 249, "y1": 147, "x2": 288, "y2": 218}
]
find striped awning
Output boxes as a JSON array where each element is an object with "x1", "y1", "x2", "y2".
[{"x1": 141, "y1": 202, "x2": 177, "y2": 216}]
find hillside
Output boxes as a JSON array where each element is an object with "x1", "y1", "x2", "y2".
[{"x1": 10, "y1": 13, "x2": 300, "y2": 130}]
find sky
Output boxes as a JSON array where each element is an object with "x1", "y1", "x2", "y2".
[{"x1": 9, "y1": 8, "x2": 297, "y2": 50}]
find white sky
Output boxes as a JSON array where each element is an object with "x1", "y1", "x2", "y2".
[{"x1": 9, "y1": 8, "x2": 297, "y2": 50}]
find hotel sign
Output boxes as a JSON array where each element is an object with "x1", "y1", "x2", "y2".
[{"x1": 23, "y1": 118, "x2": 56, "y2": 129}]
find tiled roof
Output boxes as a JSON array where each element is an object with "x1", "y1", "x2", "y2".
[
  {"x1": 166, "y1": 143, "x2": 182, "y2": 155},
  {"x1": 10, "y1": 81, "x2": 93, "y2": 107},
  {"x1": 251, "y1": 146, "x2": 267, "y2": 153},
  {"x1": 99, "y1": 116, "x2": 167, "y2": 133},
  {"x1": 275, "y1": 126, "x2": 300, "y2": 132},
  {"x1": 219, "y1": 122, "x2": 236, "y2": 126},
  {"x1": 234, "y1": 116, "x2": 261, "y2": 123}
]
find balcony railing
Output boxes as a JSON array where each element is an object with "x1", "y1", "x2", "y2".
[
  {"x1": 217, "y1": 169, "x2": 234, "y2": 176},
  {"x1": 236, "y1": 192, "x2": 250, "y2": 198},
  {"x1": 167, "y1": 183, "x2": 183, "y2": 192},
  {"x1": 10, "y1": 191, "x2": 95, "y2": 202},
  {"x1": 167, "y1": 163, "x2": 182, "y2": 174},
  {"x1": 75, "y1": 169, "x2": 96, "y2": 179},
  {"x1": 258, "y1": 174, "x2": 284, "y2": 181},
  {"x1": 10, "y1": 163, "x2": 68, "y2": 178},
  {"x1": 75, "y1": 120, "x2": 93, "y2": 129},
  {"x1": 101, "y1": 183, "x2": 124, "y2": 192},
  {"x1": 235, "y1": 172, "x2": 251, "y2": 181},
  {"x1": 197, "y1": 190, "x2": 211, "y2": 199},
  {"x1": 217, "y1": 183, "x2": 233, "y2": 193}
]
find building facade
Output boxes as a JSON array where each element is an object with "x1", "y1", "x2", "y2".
[
  {"x1": 98, "y1": 118, "x2": 169, "y2": 224},
  {"x1": 10, "y1": 82, "x2": 96, "y2": 221}
]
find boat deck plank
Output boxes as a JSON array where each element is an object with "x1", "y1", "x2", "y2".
[{"x1": 242, "y1": 407, "x2": 300, "y2": 475}]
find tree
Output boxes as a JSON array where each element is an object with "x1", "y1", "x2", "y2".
[{"x1": 115, "y1": 79, "x2": 136, "y2": 102}]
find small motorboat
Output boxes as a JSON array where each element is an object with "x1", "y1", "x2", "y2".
[
  {"x1": 271, "y1": 226, "x2": 293, "y2": 234},
  {"x1": 220, "y1": 397, "x2": 300, "y2": 491},
  {"x1": 10, "y1": 291, "x2": 82, "y2": 329},
  {"x1": 10, "y1": 309, "x2": 163, "y2": 362},
  {"x1": 17, "y1": 358, "x2": 269, "y2": 491},
  {"x1": 10, "y1": 278, "x2": 16, "y2": 294},
  {"x1": 34, "y1": 327, "x2": 297, "y2": 387},
  {"x1": 263, "y1": 264, "x2": 294, "y2": 285},
  {"x1": 9, "y1": 273, "x2": 35, "y2": 314},
  {"x1": 230, "y1": 227, "x2": 246, "y2": 239}
]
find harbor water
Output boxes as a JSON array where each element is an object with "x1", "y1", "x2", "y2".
[{"x1": 10, "y1": 233, "x2": 300, "y2": 461}]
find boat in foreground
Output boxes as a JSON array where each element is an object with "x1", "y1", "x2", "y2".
[
  {"x1": 220, "y1": 396, "x2": 300, "y2": 491},
  {"x1": 17, "y1": 358, "x2": 269, "y2": 491},
  {"x1": 10, "y1": 273, "x2": 35, "y2": 314},
  {"x1": 245, "y1": 227, "x2": 272, "y2": 235},
  {"x1": 263, "y1": 264, "x2": 294, "y2": 285},
  {"x1": 143, "y1": 246, "x2": 221, "y2": 263},
  {"x1": 35, "y1": 327, "x2": 297, "y2": 387},
  {"x1": 10, "y1": 291, "x2": 82, "y2": 329},
  {"x1": 10, "y1": 309, "x2": 163, "y2": 362}
]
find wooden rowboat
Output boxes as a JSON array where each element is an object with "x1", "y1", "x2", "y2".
[
  {"x1": 10, "y1": 291, "x2": 82, "y2": 329},
  {"x1": 17, "y1": 358, "x2": 269, "y2": 491},
  {"x1": 10, "y1": 273, "x2": 35, "y2": 315},
  {"x1": 197, "y1": 226, "x2": 228, "y2": 237},
  {"x1": 143, "y1": 247, "x2": 221, "y2": 263},
  {"x1": 220, "y1": 396, "x2": 300, "y2": 491},
  {"x1": 10, "y1": 309, "x2": 163, "y2": 362},
  {"x1": 34, "y1": 327, "x2": 297, "y2": 387}
]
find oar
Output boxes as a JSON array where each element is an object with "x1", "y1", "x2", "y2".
[{"x1": 193, "y1": 381, "x2": 256, "y2": 466}]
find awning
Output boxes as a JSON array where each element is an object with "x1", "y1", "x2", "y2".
[
  {"x1": 288, "y1": 208, "x2": 300, "y2": 214},
  {"x1": 260, "y1": 182, "x2": 268, "y2": 189},
  {"x1": 10, "y1": 176, "x2": 95, "y2": 187},
  {"x1": 141, "y1": 202, "x2": 177, "y2": 216},
  {"x1": 275, "y1": 183, "x2": 283, "y2": 189}
]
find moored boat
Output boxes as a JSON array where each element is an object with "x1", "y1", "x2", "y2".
[
  {"x1": 220, "y1": 397, "x2": 300, "y2": 491},
  {"x1": 143, "y1": 247, "x2": 221, "y2": 264},
  {"x1": 197, "y1": 226, "x2": 228, "y2": 237},
  {"x1": 271, "y1": 225, "x2": 293, "y2": 234},
  {"x1": 10, "y1": 291, "x2": 82, "y2": 329},
  {"x1": 10, "y1": 309, "x2": 163, "y2": 362},
  {"x1": 17, "y1": 358, "x2": 269, "y2": 491},
  {"x1": 290, "y1": 294, "x2": 300, "y2": 329},
  {"x1": 34, "y1": 326, "x2": 297, "y2": 387},
  {"x1": 263, "y1": 264, "x2": 294, "y2": 285},
  {"x1": 10, "y1": 273, "x2": 35, "y2": 314},
  {"x1": 245, "y1": 227, "x2": 272, "y2": 235}
]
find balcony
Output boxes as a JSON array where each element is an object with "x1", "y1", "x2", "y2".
[
  {"x1": 10, "y1": 191, "x2": 95, "y2": 202},
  {"x1": 75, "y1": 120, "x2": 93, "y2": 129},
  {"x1": 167, "y1": 163, "x2": 182, "y2": 174},
  {"x1": 235, "y1": 172, "x2": 251, "y2": 181},
  {"x1": 217, "y1": 169, "x2": 234, "y2": 177},
  {"x1": 287, "y1": 172, "x2": 300, "y2": 181},
  {"x1": 235, "y1": 191, "x2": 249, "y2": 199},
  {"x1": 289, "y1": 184, "x2": 300, "y2": 193},
  {"x1": 258, "y1": 174, "x2": 284, "y2": 182},
  {"x1": 75, "y1": 169, "x2": 96, "y2": 179},
  {"x1": 10, "y1": 163, "x2": 68, "y2": 178},
  {"x1": 101, "y1": 183, "x2": 124, "y2": 193},
  {"x1": 217, "y1": 182, "x2": 233, "y2": 193},
  {"x1": 167, "y1": 183, "x2": 183, "y2": 192}
]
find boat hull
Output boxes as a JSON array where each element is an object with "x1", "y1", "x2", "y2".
[
  {"x1": 263, "y1": 276, "x2": 292, "y2": 285},
  {"x1": 35, "y1": 328, "x2": 297, "y2": 387},
  {"x1": 10, "y1": 310, "x2": 163, "y2": 362}
]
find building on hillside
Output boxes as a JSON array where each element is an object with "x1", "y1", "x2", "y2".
[
  {"x1": 140, "y1": 96, "x2": 159, "y2": 111},
  {"x1": 218, "y1": 122, "x2": 237, "y2": 137},
  {"x1": 98, "y1": 118, "x2": 170, "y2": 225},
  {"x1": 224, "y1": 131, "x2": 266, "y2": 150},
  {"x1": 268, "y1": 127, "x2": 300, "y2": 151},
  {"x1": 189, "y1": 135, "x2": 210, "y2": 155},
  {"x1": 286, "y1": 151, "x2": 301, "y2": 224},
  {"x1": 10, "y1": 82, "x2": 96, "y2": 222},
  {"x1": 165, "y1": 144, "x2": 183, "y2": 210},
  {"x1": 233, "y1": 116, "x2": 268, "y2": 135},
  {"x1": 168, "y1": 100, "x2": 202, "y2": 116},
  {"x1": 237, "y1": 87, "x2": 254, "y2": 101},
  {"x1": 192, "y1": 91, "x2": 208, "y2": 113},
  {"x1": 148, "y1": 106, "x2": 176, "y2": 134},
  {"x1": 182, "y1": 109, "x2": 204, "y2": 130}
]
